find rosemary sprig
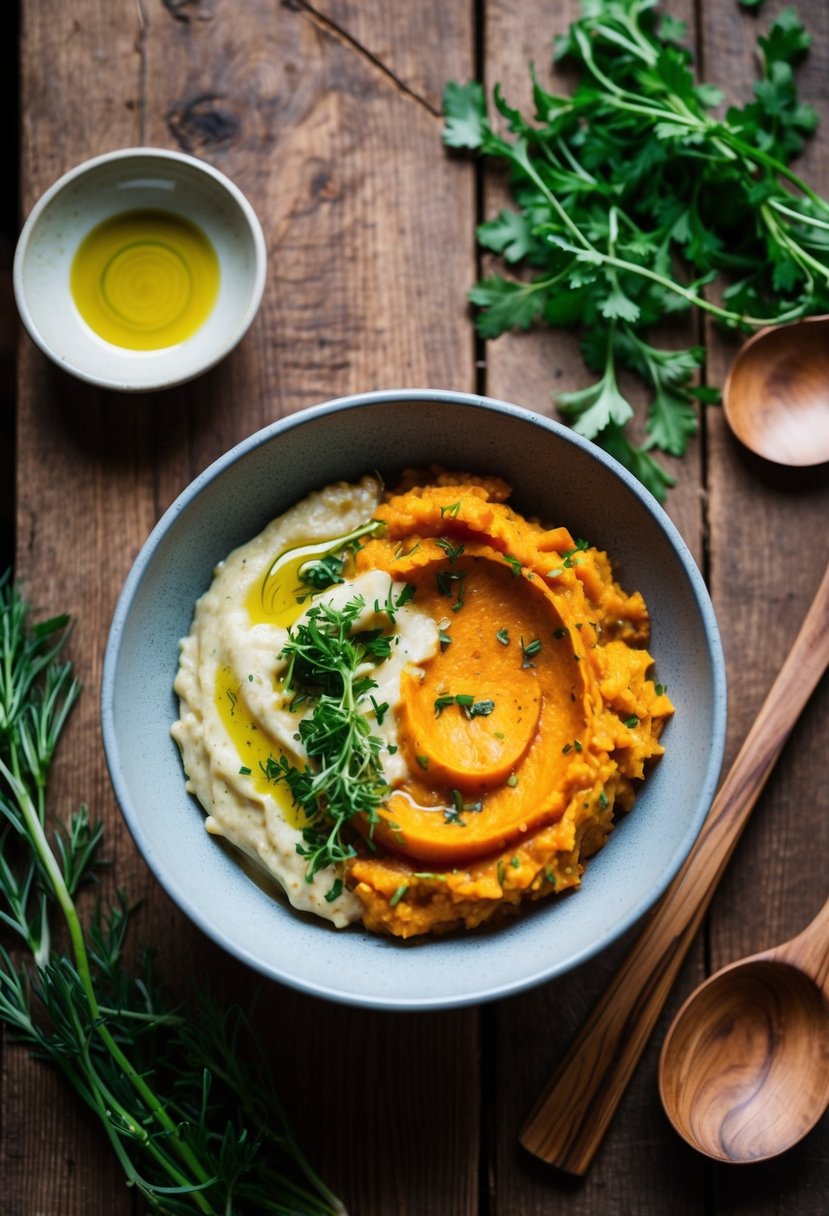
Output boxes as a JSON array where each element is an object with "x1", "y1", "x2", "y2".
[{"x1": 0, "y1": 574, "x2": 346, "y2": 1216}]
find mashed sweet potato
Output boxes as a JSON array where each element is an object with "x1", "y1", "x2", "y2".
[
  {"x1": 172, "y1": 469, "x2": 673, "y2": 939},
  {"x1": 344, "y1": 470, "x2": 673, "y2": 936}
]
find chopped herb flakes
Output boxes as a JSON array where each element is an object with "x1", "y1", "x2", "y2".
[
  {"x1": 435, "y1": 537, "x2": 465, "y2": 562},
  {"x1": 434, "y1": 693, "x2": 496, "y2": 719},
  {"x1": 563, "y1": 540, "x2": 589, "y2": 568},
  {"x1": 436, "y1": 568, "x2": 466, "y2": 612},
  {"x1": 299, "y1": 551, "x2": 346, "y2": 592},
  {"x1": 521, "y1": 637, "x2": 542, "y2": 667}
]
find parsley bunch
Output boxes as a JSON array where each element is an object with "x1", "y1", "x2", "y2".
[
  {"x1": 271, "y1": 587, "x2": 413, "y2": 880},
  {"x1": 443, "y1": 1, "x2": 829, "y2": 499},
  {"x1": 0, "y1": 576, "x2": 345, "y2": 1215}
]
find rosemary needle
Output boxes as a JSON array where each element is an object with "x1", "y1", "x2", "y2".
[{"x1": 0, "y1": 574, "x2": 346, "y2": 1216}]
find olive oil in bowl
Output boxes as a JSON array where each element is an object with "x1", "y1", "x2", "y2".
[{"x1": 70, "y1": 209, "x2": 220, "y2": 350}]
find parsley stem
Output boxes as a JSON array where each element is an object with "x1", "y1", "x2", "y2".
[
  {"x1": 510, "y1": 141, "x2": 594, "y2": 252},
  {"x1": 761, "y1": 204, "x2": 829, "y2": 286},
  {"x1": 768, "y1": 198, "x2": 829, "y2": 233},
  {"x1": 590, "y1": 21, "x2": 654, "y2": 66},
  {"x1": 586, "y1": 248, "x2": 808, "y2": 328},
  {"x1": 723, "y1": 131, "x2": 829, "y2": 215}
]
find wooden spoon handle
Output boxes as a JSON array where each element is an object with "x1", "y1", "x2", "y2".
[
  {"x1": 520, "y1": 560, "x2": 829, "y2": 1176},
  {"x1": 775, "y1": 892, "x2": 829, "y2": 996}
]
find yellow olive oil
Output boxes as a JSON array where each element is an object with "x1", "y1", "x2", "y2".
[
  {"x1": 214, "y1": 665, "x2": 303, "y2": 828},
  {"x1": 70, "y1": 209, "x2": 219, "y2": 350}
]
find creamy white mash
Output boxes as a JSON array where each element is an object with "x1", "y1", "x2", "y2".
[{"x1": 171, "y1": 477, "x2": 439, "y2": 926}]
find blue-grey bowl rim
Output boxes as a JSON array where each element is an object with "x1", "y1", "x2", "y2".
[{"x1": 101, "y1": 388, "x2": 727, "y2": 1010}]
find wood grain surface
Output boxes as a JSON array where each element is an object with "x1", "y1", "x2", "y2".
[
  {"x1": 6, "y1": 1, "x2": 829, "y2": 1214},
  {"x1": 519, "y1": 560, "x2": 829, "y2": 1173}
]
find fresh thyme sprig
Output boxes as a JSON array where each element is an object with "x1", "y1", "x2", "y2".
[
  {"x1": 443, "y1": 2, "x2": 829, "y2": 499},
  {"x1": 0, "y1": 574, "x2": 346, "y2": 1216},
  {"x1": 268, "y1": 589, "x2": 412, "y2": 879}
]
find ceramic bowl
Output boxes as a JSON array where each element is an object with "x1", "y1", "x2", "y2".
[
  {"x1": 101, "y1": 391, "x2": 727, "y2": 1009},
  {"x1": 13, "y1": 148, "x2": 266, "y2": 392}
]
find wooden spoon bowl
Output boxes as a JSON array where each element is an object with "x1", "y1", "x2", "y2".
[
  {"x1": 722, "y1": 315, "x2": 829, "y2": 467},
  {"x1": 658, "y1": 894, "x2": 829, "y2": 1163}
]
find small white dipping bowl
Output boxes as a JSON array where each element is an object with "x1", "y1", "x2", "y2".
[
  {"x1": 13, "y1": 148, "x2": 266, "y2": 392},
  {"x1": 102, "y1": 391, "x2": 727, "y2": 1009}
]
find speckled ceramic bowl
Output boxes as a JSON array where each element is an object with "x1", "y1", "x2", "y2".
[
  {"x1": 101, "y1": 391, "x2": 726, "y2": 1009},
  {"x1": 13, "y1": 148, "x2": 266, "y2": 391}
]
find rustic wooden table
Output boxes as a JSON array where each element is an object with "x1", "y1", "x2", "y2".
[{"x1": 7, "y1": 1, "x2": 828, "y2": 1213}]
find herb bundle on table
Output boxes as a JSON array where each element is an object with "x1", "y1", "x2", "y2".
[
  {"x1": 444, "y1": 1, "x2": 829, "y2": 499},
  {"x1": 0, "y1": 576, "x2": 345, "y2": 1216}
]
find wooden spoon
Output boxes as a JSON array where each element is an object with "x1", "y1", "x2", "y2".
[
  {"x1": 722, "y1": 315, "x2": 829, "y2": 466},
  {"x1": 658, "y1": 894, "x2": 829, "y2": 1163},
  {"x1": 520, "y1": 558, "x2": 829, "y2": 1175}
]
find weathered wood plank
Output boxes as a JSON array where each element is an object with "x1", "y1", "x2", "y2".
[
  {"x1": 481, "y1": 2, "x2": 821, "y2": 1216},
  {"x1": 480, "y1": 2, "x2": 709, "y2": 1212},
  {"x1": 700, "y1": 1, "x2": 829, "y2": 1209},
  {"x1": 9, "y1": 0, "x2": 828, "y2": 1211},
  {"x1": 10, "y1": 1, "x2": 479, "y2": 1214},
  {"x1": 5, "y1": 2, "x2": 144, "y2": 1211}
]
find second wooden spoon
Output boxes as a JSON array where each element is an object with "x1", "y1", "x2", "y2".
[
  {"x1": 520, "y1": 561, "x2": 829, "y2": 1175},
  {"x1": 722, "y1": 314, "x2": 829, "y2": 466},
  {"x1": 659, "y1": 893, "x2": 829, "y2": 1163}
]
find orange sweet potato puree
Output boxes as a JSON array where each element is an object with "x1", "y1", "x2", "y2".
[{"x1": 345, "y1": 470, "x2": 673, "y2": 937}]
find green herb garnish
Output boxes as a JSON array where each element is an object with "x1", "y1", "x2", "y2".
[
  {"x1": 0, "y1": 577, "x2": 344, "y2": 1216},
  {"x1": 563, "y1": 539, "x2": 589, "y2": 568},
  {"x1": 521, "y1": 637, "x2": 542, "y2": 667},
  {"x1": 268, "y1": 590, "x2": 410, "y2": 878},
  {"x1": 443, "y1": 4, "x2": 828, "y2": 500},
  {"x1": 436, "y1": 568, "x2": 466, "y2": 612},
  {"x1": 299, "y1": 551, "x2": 347, "y2": 592},
  {"x1": 434, "y1": 693, "x2": 495, "y2": 719},
  {"x1": 435, "y1": 537, "x2": 465, "y2": 563}
]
